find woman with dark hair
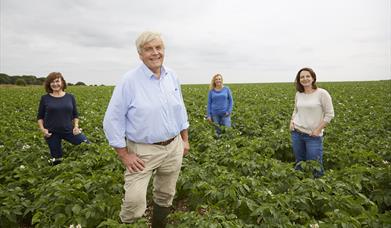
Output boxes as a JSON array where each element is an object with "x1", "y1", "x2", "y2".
[
  {"x1": 37, "y1": 72, "x2": 89, "y2": 165},
  {"x1": 289, "y1": 67, "x2": 334, "y2": 177}
]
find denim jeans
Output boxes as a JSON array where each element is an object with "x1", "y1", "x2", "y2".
[
  {"x1": 212, "y1": 114, "x2": 231, "y2": 135},
  {"x1": 291, "y1": 130, "x2": 324, "y2": 177},
  {"x1": 45, "y1": 132, "x2": 90, "y2": 159}
]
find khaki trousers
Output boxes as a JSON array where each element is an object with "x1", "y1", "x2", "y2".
[{"x1": 119, "y1": 135, "x2": 184, "y2": 223}]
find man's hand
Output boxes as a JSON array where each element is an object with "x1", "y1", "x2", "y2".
[
  {"x1": 116, "y1": 148, "x2": 145, "y2": 172},
  {"x1": 180, "y1": 129, "x2": 190, "y2": 156},
  {"x1": 183, "y1": 140, "x2": 190, "y2": 156}
]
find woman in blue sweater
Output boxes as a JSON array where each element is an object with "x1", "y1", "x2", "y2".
[
  {"x1": 37, "y1": 72, "x2": 89, "y2": 165},
  {"x1": 207, "y1": 74, "x2": 234, "y2": 135}
]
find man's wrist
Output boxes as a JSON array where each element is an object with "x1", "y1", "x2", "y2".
[{"x1": 115, "y1": 147, "x2": 128, "y2": 156}]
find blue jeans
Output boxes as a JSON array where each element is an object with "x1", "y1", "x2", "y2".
[
  {"x1": 291, "y1": 130, "x2": 324, "y2": 177},
  {"x1": 212, "y1": 114, "x2": 231, "y2": 135},
  {"x1": 45, "y1": 132, "x2": 90, "y2": 159}
]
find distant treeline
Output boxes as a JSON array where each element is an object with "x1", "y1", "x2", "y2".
[{"x1": 0, "y1": 73, "x2": 86, "y2": 86}]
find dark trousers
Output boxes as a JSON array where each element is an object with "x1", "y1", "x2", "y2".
[{"x1": 45, "y1": 132, "x2": 89, "y2": 158}]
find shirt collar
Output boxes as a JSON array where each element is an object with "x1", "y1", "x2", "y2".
[{"x1": 141, "y1": 63, "x2": 168, "y2": 80}]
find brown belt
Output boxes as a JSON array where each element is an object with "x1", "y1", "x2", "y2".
[{"x1": 153, "y1": 136, "x2": 176, "y2": 146}]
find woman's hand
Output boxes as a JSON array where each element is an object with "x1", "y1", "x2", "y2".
[
  {"x1": 289, "y1": 120, "x2": 295, "y2": 131},
  {"x1": 207, "y1": 117, "x2": 212, "y2": 123},
  {"x1": 225, "y1": 112, "x2": 230, "y2": 117},
  {"x1": 41, "y1": 128, "x2": 52, "y2": 138},
  {"x1": 73, "y1": 126, "x2": 82, "y2": 135},
  {"x1": 38, "y1": 120, "x2": 51, "y2": 138},
  {"x1": 310, "y1": 128, "x2": 322, "y2": 137},
  {"x1": 311, "y1": 121, "x2": 327, "y2": 137}
]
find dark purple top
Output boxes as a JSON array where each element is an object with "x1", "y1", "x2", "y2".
[{"x1": 37, "y1": 93, "x2": 78, "y2": 134}]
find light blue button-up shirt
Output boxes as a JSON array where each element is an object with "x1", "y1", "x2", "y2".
[{"x1": 103, "y1": 64, "x2": 189, "y2": 148}]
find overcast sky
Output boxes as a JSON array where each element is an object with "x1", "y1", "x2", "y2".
[{"x1": 1, "y1": 0, "x2": 390, "y2": 85}]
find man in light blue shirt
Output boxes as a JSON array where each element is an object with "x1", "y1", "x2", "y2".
[{"x1": 103, "y1": 31, "x2": 190, "y2": 226}]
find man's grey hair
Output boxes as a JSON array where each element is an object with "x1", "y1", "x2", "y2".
[{"x1": 135, "y1": 31, "x2": 163, "y2": 53}]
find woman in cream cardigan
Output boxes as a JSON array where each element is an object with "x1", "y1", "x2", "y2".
[{"x1": 290, "y1": 67, "x2": 334, "y2": 177}]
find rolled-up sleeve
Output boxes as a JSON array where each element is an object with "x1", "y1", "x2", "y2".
[
  {"x1": 103, "y1": 79, "x2": 129, "y2": 148},
  {"x1": 321, "y1": 90, "x2": 334, "y2": 123}
]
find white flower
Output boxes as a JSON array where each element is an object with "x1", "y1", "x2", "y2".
[
  {"x1": 383, "y1": 160, "x2": 389, "y2": 165},
  {"x1": 310, "y1": 224, "x2": 319, "y2": 228},
  {"x1": 22, "y1": 144, "x2": 31, "y2": 150},
  {"x1": 69, "y1": 225, "x2": 81, "y2": 228},
  {"x1": 20, "y1": 165, "x2": 25, "y2": 169}
]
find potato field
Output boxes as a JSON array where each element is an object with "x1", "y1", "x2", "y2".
[{"x1": 0, "y1": 81, "x2": 390, "y2": 227}]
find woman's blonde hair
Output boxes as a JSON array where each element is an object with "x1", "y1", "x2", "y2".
[{"x1": 209, "y1": 74, "x2": 223, "y2": 90}]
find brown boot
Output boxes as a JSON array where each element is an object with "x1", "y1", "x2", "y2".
[{"x1": 152, "y1": 202, "x2": 170, "y2": 228}]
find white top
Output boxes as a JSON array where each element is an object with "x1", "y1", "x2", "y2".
[{"x1": 292, "y1": 88, "x2": 334, "y2": 136}]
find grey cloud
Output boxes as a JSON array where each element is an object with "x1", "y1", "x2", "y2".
[{"x1": 1, "y1": 0, "x2": 390, "y2": 85}]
